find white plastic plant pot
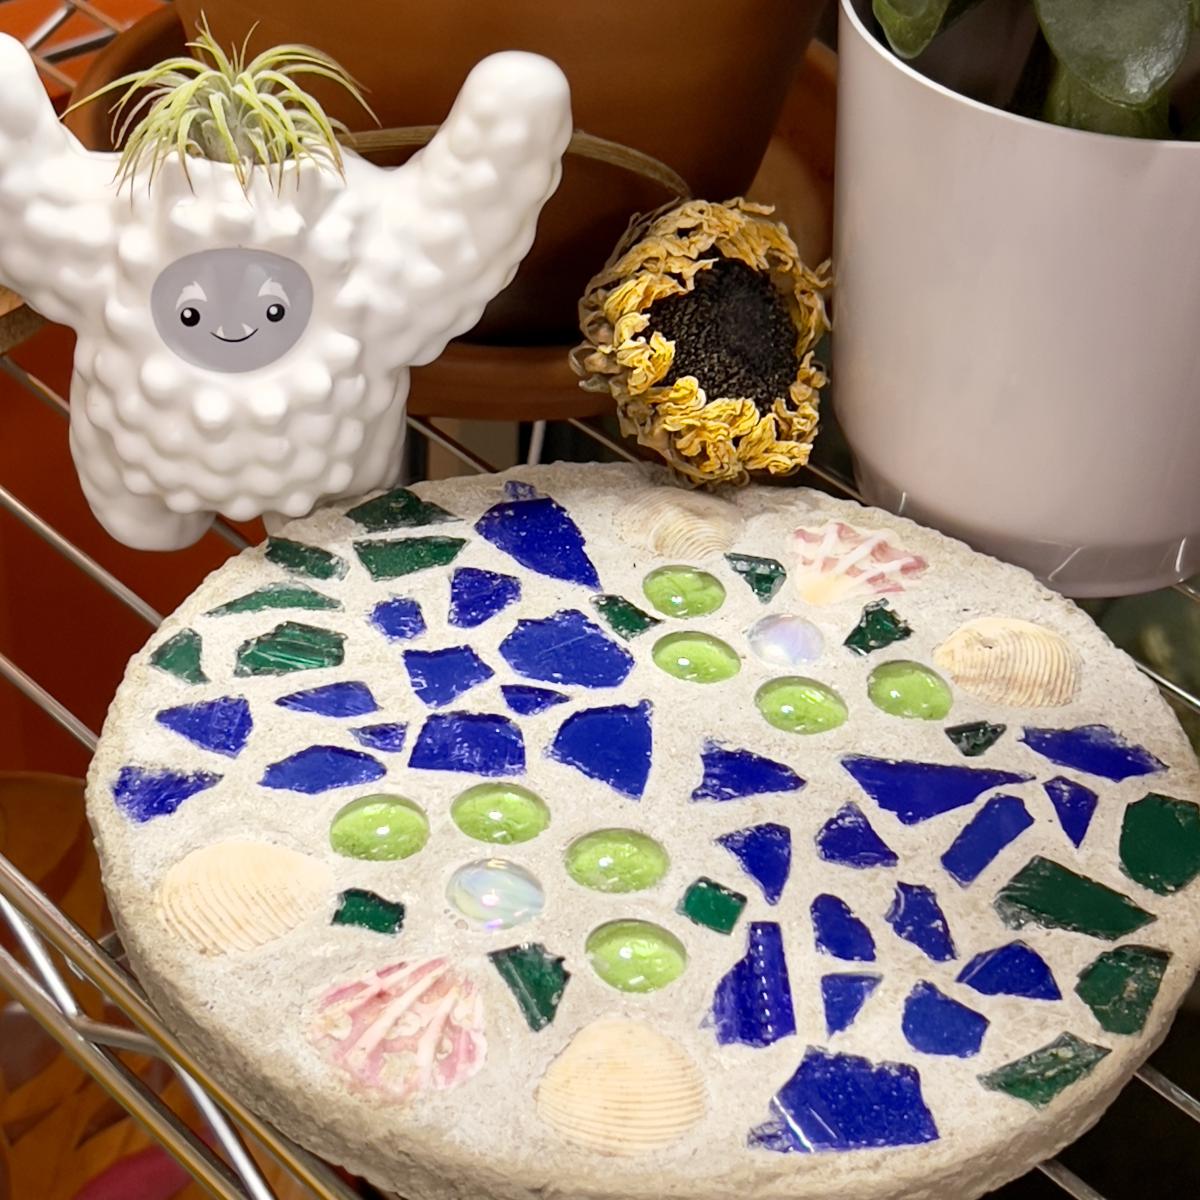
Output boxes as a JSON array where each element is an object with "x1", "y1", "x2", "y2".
[
  {"x1": 833, "y1": 0, "x2": 1200, "y2": 598},
  {"x1": 0, "y1": 35, "x2": 570, "y2": 551}
]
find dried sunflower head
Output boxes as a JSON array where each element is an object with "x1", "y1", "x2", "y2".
[{"x1": 570, "y1": 198, "x2": 831, "y2": 488}]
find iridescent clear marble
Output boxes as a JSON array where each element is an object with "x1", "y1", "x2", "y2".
[
  {"x1": 867, "y1": 661, "x2": 953, "y2": 720},
  {"x1": 756, "y1": 677, "x2": 848, "y2": 735},
  {"x1": 446, "y1": 859, "x2": 545, "y2": 931},
  {"x1": 652, "y1": 631, "x2": 741, "y2": 683},
  {"x1": 643, "y1": 566, "x2": 726, "y2": 618},
  {"x1": 747, "y1": 614, "x2": 824, "y2": 669},
  {"x1": 586, "y1": 920, "x2": 687, "y2": 993}
]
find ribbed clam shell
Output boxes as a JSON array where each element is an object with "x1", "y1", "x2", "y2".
[
  {"x1": 617, "y1": 489, "x2": 742, "y2": 559},
  {"x1": 158, "y1": 841, "x2": 332, "y2": 954},
  {"x1": 536, "y1": 1018, "x2": 706, "y2": 1155},
  {"x1": 933, "y1": 617, "x2": 1080, "y2": 708}
]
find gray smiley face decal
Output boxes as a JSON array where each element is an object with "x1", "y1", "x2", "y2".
[{"x1": 151, "y1": 248, "x2": 314, "y2": 373}]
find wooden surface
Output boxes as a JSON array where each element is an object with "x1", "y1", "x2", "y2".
[{"x1": 0, "y1": 290, "x2": 41, "y2": 357}]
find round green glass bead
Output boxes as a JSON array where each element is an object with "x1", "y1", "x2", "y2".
[
  {"x1": 642, "y1": 566, "x2": 726, "y2": 618},
  {"x1": 867, "y1": 660, "x2": 954, "y2": 720},
  {"x1": 565, "y1": 829, "x2": 669, "y2": 893},
  {"x1": 651, "y1": 631, "x2": 741, "y2": 683},
  {"x1": 329, "y1": 794, "x2": 429, "y2": 861},
  {"x1": 585, "y1": 920, "x2": 687, "y2": 993},
  {"x1": 755, "y1": 677, "x2": 848, "y2": 734},
  {"x1": 450, "y1": 782, "x2": 550, "y2": 845}
]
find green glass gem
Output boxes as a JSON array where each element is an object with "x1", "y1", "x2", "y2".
[
  {"x1": 843, "y1": 600, "x2": 913, "y2": 656},
  {"x1": 585, "y1": 920, "x2": 687, "y2": 993},
  {"x1": 329, "y1": 794, "x2": 430, "y2": 861},
  {"x1": 207, "y1": 583, "x2": 341, "y2": 616},
  {"x1": 265, "y1": 536, "x2": 347, "y2": 581},
  {"x1": 945, "y1": 720, "x2": 1007, "y2": 757},
  {"x1": 234, "y1": 621, "x2": 344, "y2": 676},
  {"x1": 565, "y1": 829, "x2": 669, "y2": 893},
  {"x1": 725, "y1": 553, "x2": 786, "y2": 603},
  {"x1": 867, "y1": 660, "x2": 953, "y2": 720},
  {"x1": 354, "y1": 536, "x2": 467, "y2": 581},
  {"x1": 979, "y1": 1032, "x2": 1110, "y2": 1108},
  {"x1": 652, "y1": 631, "x2": 741, "y2": 683},
  {"x1": 755, "y1": 676, "x2": 848, "y2": 734},
  {"x1": 489, "y1": 942, "x2": 570, "y2": 1031},
  {"x1": 451, "y1": 782, "x2": 550, "y2": 845},
  {"x1": 643, "y1": 566, "x2": 726, "y2": 618},
  {"x1": 332, "y1": 887, "x2": 406, "y2": 934},
  {"x1": 1119, "y1": 792, "x2": 1200, "y2": 896},
  {"x1": 678, "y1": 877, "x2": 747, "y2": 935},
  {"x1": 1075, "y1": 945, "x2": 1170, "y2": 1035},
  {"x1": 592, "y1": 594, "x2": 662, "y2": 641},
  {"x1": 149, "y1": 628, "x2": 207, "y2": 684},
  {"x1": 346, "y1": 487, "x2": 458, "y2": 532},
  {"x1": 995, "y1": 856, "x2": 1156, "y2": 940}
]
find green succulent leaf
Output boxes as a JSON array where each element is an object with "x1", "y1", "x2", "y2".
[
  {"x1": 1044, "y1": 60, "x2": 1171, "y2": 138},
  {"x1": 1035, "y1": 0, "x2": 1191, "y2": 108},
  {"x1": 872, "y1": 0, "x2": 987, "y2": 59}
]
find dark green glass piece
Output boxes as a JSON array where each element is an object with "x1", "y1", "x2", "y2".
[
  {"x1": 265, "y1": 537, "x2": 348, "y2": 581},
  {"x1": 332, "y1": 887, "x2": 406, "y2": 934},
  {"x1": 679, "y1": 877, "x2": 748, "y2": 935},
  {"x1": 1119, "y1": 793, "x2": 1200, "y2": 895},
  {"x1": 725, "y1": 553, "x2": 786, "y2": 603},
  {"x1": 979, "y1": 1032, "x2": 1110, "y2": 1108},
  {"x1": 150, "y1": 628, "x2": 207, "y2": 684},
  {"x1": 234, "y1": 622, "x2": 345, "y2": 676},
  {"x1": 207, "y1": 583, "x2": 341, "y2": 616},
  {"x1": 592, "y1": 594, "x2": 662, "y2": 641},
  {"x1": 994, "y1": 856, "x2": 1155, "y2": 940},
  {"x1": 354, "y1": 536, "x2": 467, "y2": 581},
  {"x1": 488, "y1": 942, "x2": 570, "y2": 1031},
  {"x1": 844, "y1": 600, "x2": 913, "y2": 656},
  {"x1": 346, "y1": 487, "x2": 458, "y2": 532},
  {"x1": 945, "y1": 720, "x2": 1008, "y2": 758},
  {"x1": 1075, "y1": 945, "x2": 1170, "y2": 1035}
]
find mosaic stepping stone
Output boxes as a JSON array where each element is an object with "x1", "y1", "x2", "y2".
[
  {"x1": 410, "y1": 713, "x2": 525, "y2": 777},
  {"x1": 1075, "y1": 945, "x2": 1170, "y2": 1035},
  {"x1": 475, "y1": 489, "x2": 600, "y2": 589},
  {"x1": 724, "y1": 553, "x2": 786, "y2": 603},
  {"x1": 549, "y1": 702, "x2": 651, "y2": 799},
  {"x1": 843, "y1": 600, "x2": 912, "y2": 656},
  {"x1": 354, "y1": 536, "x2": 467, "y2": 581},
  {"x1": 112, "y1": 766, "x2": 220, "y2": 822},
  {"x1": 812, "y1": 895, "x2": 876, "y2": 961},
  {"x1": 945, "y1": 720, "x2": 1007, "y2": 758},
  {"x1": 332, "y1": 888, "x2": 406, "y2": 935},
  {"x1": 500, "y1": 611, "x2": 632, "y2": 688},
  {"x1": 404, "y1": 646, "x2": 494, "y2": 708},
  {"x1": 500, "y1": 684, "x2": 568, "y2": 716},
  {"x1": 277, "y1": 681, "x2": 379, "y2": 718},
  {"x1": 448, "y1": 567, "x2": 520, "y2": 628},
  {"x1": 679, "y1": 877, "x2": 747, "y2": 934},
  {"x1": 710, "y1": 922, "x2": 795, "y2": 1047},
  {"x1": 591, "y1": 594, "x2": 661, "y2": 641},
  {"x1": 207, "y1": 583, "x2": 341, "y2": 616},
  {"x1": 345, "y1": 487, "x2": 457, "y2": 532},
  {"x1": 369, "y1": 597, "x2": 426, "y2": 641},
  {"x1": 717, "y1": 823, "x2": 791, "y2": 905},
  {"x1": 260, "y1": 746, "x2": 385, "y2": 793},
  {"x1": 150, "y1": 628, "x2": 207, "y2": 684},
  {"x1": 235, "y1": 623, "x2": 345, "y2": 676},
  {"x1": 1119, "y1": 793, "x2": 1200, "y2": 895},
  {"x1": 266, "y1": 537, "x2": 347, "y2": 580},
  {"x1": 350, "y1": 723, "x2": 408, "y2": 754},
  {"x1": 816, "y1": 803, "x2": 898, "y2": 869},
  {"x1": 902, "y1": 982, "x2": 988, "y2": 1057},
  {"x1": 1043, "y1": 776, "x2": 1098, "y2": 848},
  {"x1": 820, "y1": 974, "x2": 880, "y2": 1035},
  {"x1": 941, "y1": 794, "x2": 1033, "y2": 886},
  {"x1": 979, "y1": 1033, "x2": 1110, "y2": 1108},
  {"x1": 1019, "y1": 725, "x2": 1165, "y2": 782},
  {"x1": 887, "y1": 883, "x2": 956, "y2": 962},
  {"x1": 957, "y1": 942, "x2": 1061, "y2": 1000},
  {"x1": 691, "y1": 741, "x2": 806, "y2": 803},
  {"x1": 489, "y1": 943, "x2": 570, "y2": 1031},
  {"x1": 156, "y1": 697, "x2": 252, "y2": 757}
]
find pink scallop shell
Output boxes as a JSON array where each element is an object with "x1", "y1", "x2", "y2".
[{"x1": 791, "y1": 521, "x2": 928, "y2": 605}]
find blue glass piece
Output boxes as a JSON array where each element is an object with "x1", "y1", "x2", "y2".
[
  {"x1": 886, "y1": 883, "x2": 956, "y2": 962},
  {"x1": 816, "y1": 803, "x2": 898, "y2": 868},
  {"x1": 404, "y1": 646, "x2": 494, "y2": 708},
  {"x1": 549, "y1": 701, "x2": 651, "y2": 798},
  {"x1": 821, "y1": 974, "x2": 881, "y2": 1035},
  {"x1": 351, "y1": 722, "x2": 408, "y2": 753},
  {"x1": 1043, "y1": 776, "x2": 1098, "y2": 848},
  {"x1": 1020, "y1": 725, "x2": 1166, "y2": 782},
  {"x1": 410, "y1": 712, "x2": 526, "y2": 776},
  {"x1": 749, "y1": 1048, "x2": 939, "y2": 1153},
  {"x1": 370, "y1": 597, "x2": 426, "y2": 641},
  {"x1": 475, "y1": 494, "x2": 600, "y2": 589},
  {"x1": 901, "y1": 982, "x2": 988, "y2": 1057},
  {"x1": 710, "y1": 921, "x2": 796, "y2": 1047},
  {"x1": 505, "y1": 480, "x2": 539, "y2": 500},
  {"x1": 842, "y1": 755, "x2": 1032, "y2": 825},
  {"x1": 155, "y1": 697, "x2": 251, "y2": 757},
  {"x1": 499, "y1": 610, "x2": 632, "y2": 688},
  {"x1": 940, "y1": 794, "x2": 1034, "y2": 887},
  {"x1": 956, "y1": 941, "x2": 1062, "y2": 1000},
  {"x1": 811, "y1": 895, "x2": 876, "y2": 961},
  {"x1": 276, "y1": 681, "x2": 379, "y2": 718},
  {"x1": 448, "y1": 567, "x2": 521, "y2": 629},
  {"x1": 260, "y1": 746, "x2": 385, "y2": 793},
  {"x1": 501, "y1": 684, "x2": 569, "y2": 716},
  {"x1": 691, "y1": 741, "x2": 806, "y2": 803},
  {"x1": 112, "y1": 766, "x2": 220, "y2": 823},
  {"x1": 717, "y1": 823, "x2": 792, "y2": 905}
]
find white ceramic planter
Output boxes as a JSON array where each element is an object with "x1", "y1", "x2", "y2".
[{"x1": 833, "y1": 0, "x2": 1200, "y2": 597}]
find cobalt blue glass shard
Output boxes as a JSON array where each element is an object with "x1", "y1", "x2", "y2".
[
  {"x1": 717, "y1": 823, "x2": 792, "y2": 905},
  {"x1": 276, "y1": 681, "x2": 379, "y2": 718},
  {"x1": 940, "y1": 794, "x2": 1033, "y2": 887},
  {"x1": 749, "y1": 1047, "x2": 939, "y2": 1153},
  {"x1": 842, "y1": 755, "x2": 1032, "y2": 825},
  {"x1": 1043, "y1": 776, "x2": 1098, "y2": 848},
  {"x1": 404, "y1": 646, "x2": 494, "y2": 708},
  {"x1": 821, "y1": 974, "x2": 881, "y2": 1035},
  {"x1": 501, "y1": 685, "x2": 569, "y2": 716},
  {"x1": 549, "y1": 702, "x2": 651, "y2": 798},
  {"x1": 260, "y1": 746, "x2": 384, "y2": 793},
  {"x1": 351, "y1": 723, "x2": 408, "y2": 753},
  {"x1": 410, "y1": 712, "x2": 526, "y2": 776},
  {"x1": 956, "y1": 941, "x2": 1061, "y2": 1000},
  {"x1": 499, "y1": 610, "x2": 633, "y2": 687},
  {"x1": 475, "y1": 491, "x2": 600, "y2": 589},
  {"x1": 901, "y1": 982, "x2": 988, "y2": 1057},
  {"x1": 691, "y1": 740, "x2": 806, "y2": 803},
  {"x1": 816, "y1": 803, "x2": 898, "y2": 868},
  {"x1": 887, "y1": 883, "x2": 956, "y2": 962},
  {"x1": 710, "y1": 921, "x2": 796, "y2": 1047},
  {"x1": 811, "y1": 894, "x2": 876, "y2": 961},
  {"x1": 448, "y1": 567, "x2": 521, "y2": 628},
  {"x1": 113, "y1": 766, "x2": 220, "y2": 823},
  {"x1": 1020, "y1": 725, "x2": 1166, "y2": 781},
  {"x1": 505, "y1": 480, "x2": 539, "y2": 500},
  {"x1": 369, "y1": 597, "x2": 426, "y2": 641},
  {"x1": 155, "y1": 696, "x2": 252, "y2": 757}
]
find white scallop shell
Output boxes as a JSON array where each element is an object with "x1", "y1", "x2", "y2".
[
  {"x1": 933, "y1": 617, "x2": 1081, "y2": 708},
  {"x1": 158, "y1": 841, "x2": 332, "y2": 954},
  {"x1": 536, "y1": 1018, "x2": 706, "y2": 1155},
  {"x1": 617, "y1": 488, "x2": 743, "y2": 559}
]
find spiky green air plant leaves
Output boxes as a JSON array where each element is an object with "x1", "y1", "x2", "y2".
[{"x1": 872, "y1": 0, "x2": 987, "y2": 60}]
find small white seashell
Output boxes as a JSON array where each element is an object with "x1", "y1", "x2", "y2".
[
  {"x1": 158, "y1": 841, "x2": 332, "y2": 955},
  {"x1": 933, "y1": 617, "x2": 1080, "y2": 708},
  {"x1": 792, "y1": 521, "x2": 928, "y2": 606},
  {"x1": 617, "y1": 488, "x2": 743, "y2": 559},
  {"x1": 536, "y1": 1018, "x2": 706, "y2": 1155}
]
